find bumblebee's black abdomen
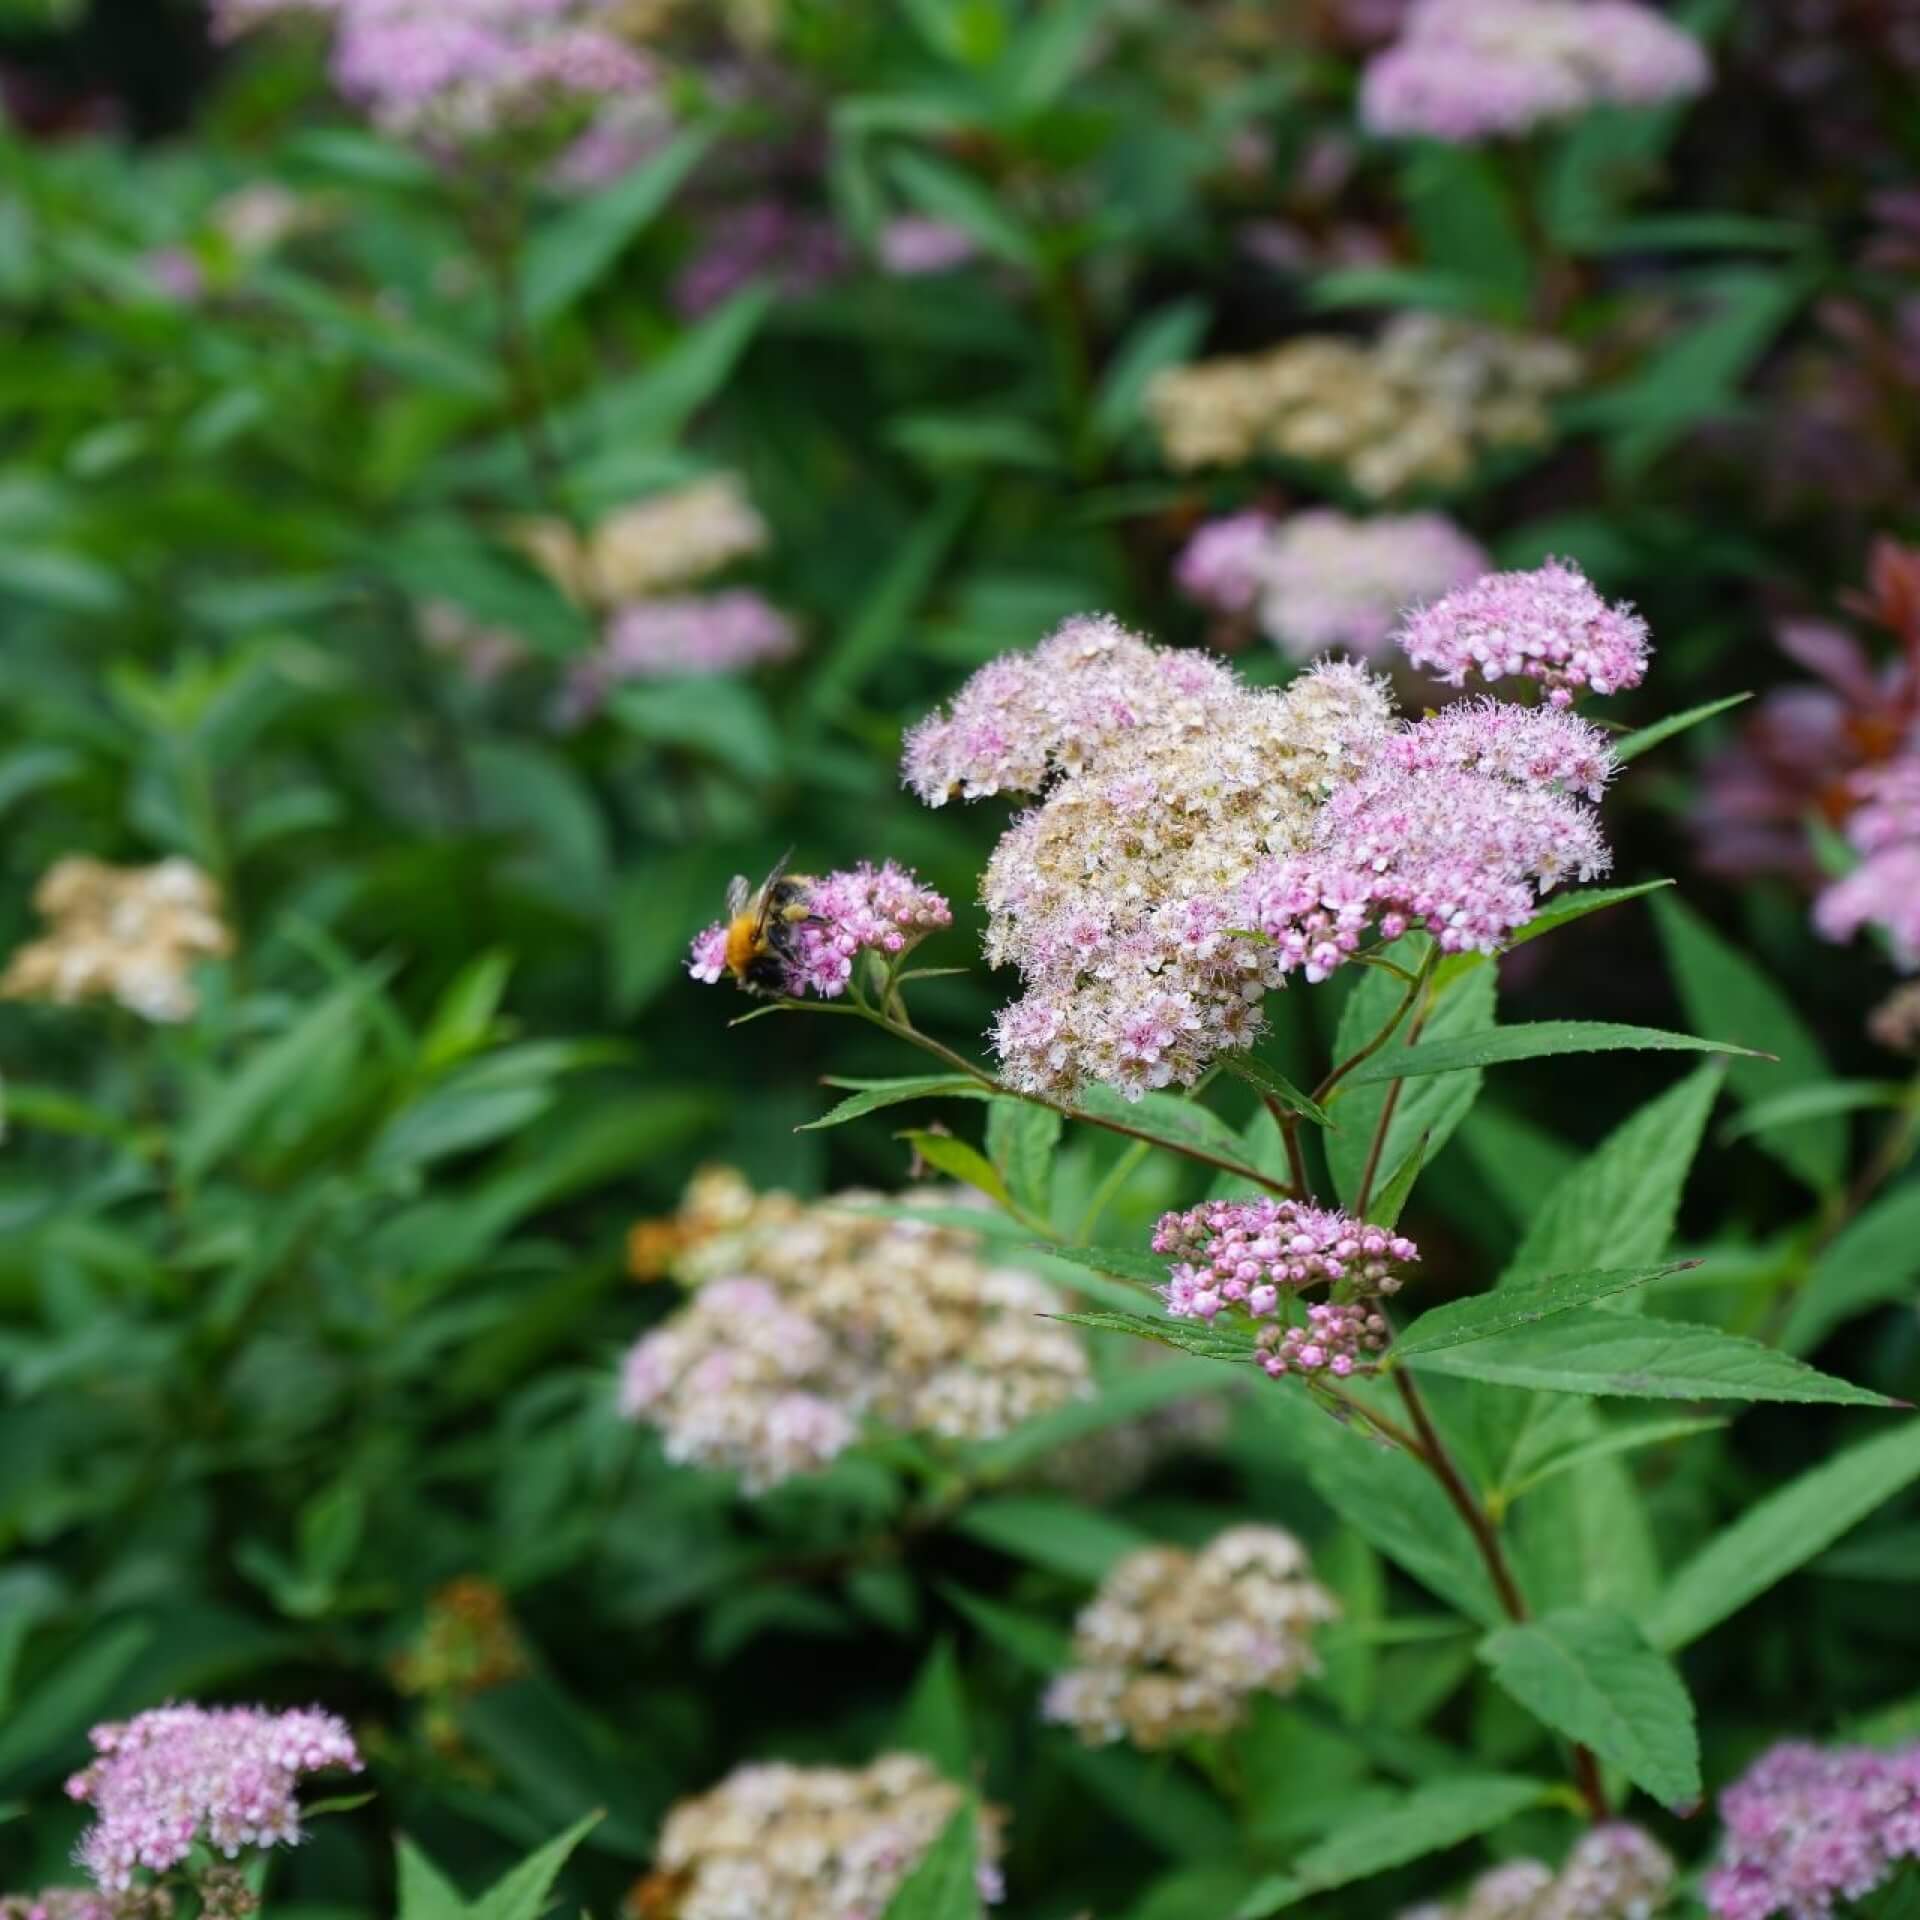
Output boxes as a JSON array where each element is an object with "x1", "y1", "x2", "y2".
[{"x1": 744, "y1": 952, "x2": 791, "y2": 994}]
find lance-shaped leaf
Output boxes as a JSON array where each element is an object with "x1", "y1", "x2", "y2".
[
  {"x1": 1393, "y1": 1264, "x2": 1694, "y2": 1358},
  {"x1": 799, "y1": 1075, "x2": 990, "y2": 1129},
  {"x1": 1480, "y1": 1607, "x2": 1701, "y2": 1807},
  {"x1": 1340, "y1": 1022, "x2": 1763, "y2": 1090}
]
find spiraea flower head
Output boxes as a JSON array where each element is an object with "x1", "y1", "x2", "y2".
[
  {"x1": 618, "y1": 1171, "x2": 1092, "y2": 1491},
  {"x1": 1397, "y1": 559, "x2": 1651, "y2": 705},
  {"x1": 1174, "y1": 511, "x2": 1284, "y2": 616},
  {"x1": 65, "y1": 1706, "x2": 361, "y2": 1892},
  {"x1": 1043, "y1": 1527, "x2": 1338, "y2": 1749},
  {"x1": 1813, "y1": 759, "x2": 1920, "y2": 966},
  {"x1": 1230, "y1": 700, "x2": 1616, "y2": 983},
  {"x1": 686, "y1": 860, "x2": 950, "y2": 1000},
  {"x1": 1705, "y1": 1740, "x2": 1920, "y2": 1920},
  {"x1": 1149, "y1": 313, "x2": 1580, "y2": 497},
  {"x1": 906, "y1": 617, "x2": 1392, "y2": 1098},
  {"x1": 216, "y1": 0, "x2": 656, "y2": 146},
  {"x1": 633, "y1": 1753, "x2": 1004, "y2": 1919},
  {"x1": 2, "y1": 858, "x2": 233, "y2": 1023},
  {"x1": 1360, "y1": 0, "x2": 1710, "y2": 143},
  {"x1": 1406, "y1": 1826, "x2": 1675, "y2": 1920},
  {"x1": 1179, "y1": 508, "x2": 1490, "y2": 661},
  {"x1": 1154, "y1": 1197, "x2": 1418, "y2": 1376}
]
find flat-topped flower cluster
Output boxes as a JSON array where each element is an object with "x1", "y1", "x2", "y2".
[
  {"x1": 618, "y1": 1170, "x2": 1090, "y2": 1491},
  {"x1": 1404, "y1": 1824, "x2": 1677, "y2": 1920}
]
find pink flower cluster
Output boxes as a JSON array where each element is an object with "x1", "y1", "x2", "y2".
[
  {"x1": 215, "y1": 0, "x2": 654, "y2": 144},
  {"x1": 902, "y1": 613, "x2": 1242, "y2": 805},
  {"x1": 1230, "y1": 699, "x2": 1616, "y2": 982},
  {"x1": 688, "y1": 862, "x2": 952, "y2": 999},
  {"x1": 1814, "y1": 759, "x2": 1920, "y2": 967},
  {"x1": 1154, "y1": 1198, "x2": 1417, "y2": 1376},
  {"x1": 1397, "y1": 558, "x2": 1651, "y2": 705},
  {"x1": 1361, "y1": 0, "x2": 1711, "y2": 142},
  {"x1": 673, "y1": 200, "x2": 848, "y2": 318},
  {"x1": 65, "y1": 1705, "x2": 362, "y2": 1891},
  {"x1": 558, "y1": 591, "x2": 798, "y2": 724},
  {"x1": 1177, "y1": 508, "x2": 1491, "y2": 662},
  {"x1": 1705, "y1": 1741, "x2": 1920, "y2": 1920}
]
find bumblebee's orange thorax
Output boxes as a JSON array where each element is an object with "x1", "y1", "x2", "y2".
[{"x1": 723, "y1": 915, "x2": 761, "y2": 979}]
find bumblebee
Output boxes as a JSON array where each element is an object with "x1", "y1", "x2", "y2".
[{"x1": 722, "y1": 854, "x2": 818, "y2": 994}]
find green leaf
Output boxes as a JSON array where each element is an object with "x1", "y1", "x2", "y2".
[
  {"x1": 1221, "y1": 1054, "x2": 1333, "y2": 1127},
  {"x1": 967, "y1": 1355, "x2": 1225, "y2": 1474},
  {"x1": 1782, "y1": 1180, "x2": 1920, "y2": 1356},
  {"x1": 177, "y1": 970, "x2": 383, "y2": 1186},
  {"x1": 1394, "y1": 1265, "x2": 1693, "y2": 1358},
  {"x1": 586, "y1": 287, "x2": 772, "y2": 450},
  {"x1": 799, "y1": 1075, "x2": 991, "y2": 1129},
  {"x1": 881, "y1": 1805, "x2": 981, "y2": 1920},
  {"x1": 1654, "y1": 894, "x2": 1843, "y2": 1195},
  {"x1": 1091, "y1": 297, "x2": 1210, "y2": 447},
  {"x1": 1340, "y1": 1022, "x2": 1761, "y2": 1090},
  {"x1": 613, "y1": 678, "x2": 781, "y2": 781},
  {"x1": 1328, "y1": 943, "x2": 1497, "y2": 1210},
  {"x1": 941, "y1": 1585, "x2": 1071, "y2": 1674},
  {"x1": 1500, "y1": 1413, "x2": 1726, "y2": 1504},
  {"x1": 1051, "y1": 1307, "x2": 1261, "y2": 1365},
  {"x1": 1070, "y1": 1085, "x2": 1287, "y2": 1192},
  {"x1": 956, "y1": 1497, "x2": 1152, "y2": 1582},
  {"x1": 396, "y1": 1836, "x2": 468, "y2": 1920},
  {"x1": 469, "y1": 1812, "x2": 604, "y2": 1920},
  {"x1": 1646, "y1": 1418, "x2": 1920, "y2": 1652},
  {"x1": 1060, "y1": 1744, "x2": 1240, "y2": 1862},
  {"x1": 522, "y1": 127, "x2": 712, "y2": 324},
  {"x1": 1613, "y1": 693, "x2": 1752, "y2": 762},
  {"x1": 894, "y1": 1641, "x2": 971, "y2": 1781},
  {"x1": 1237, "y1": 1775, "x2": 1548, "y2": 1917},
  {"x1": 1400, "y1": 143, "x2": 1532, "y2": 319},
  {"x1": 0, "y1": 1620, "x2": 152, "y2": 1790},
  {"x1": 1480, "y1": 1607, "x2": 1700, "y2": 1807},
  {"x1": 987, "y1": 1099, "x2": 1061, "y2": 1216},
  {"x1": 1367, "y1": 1132, "x2": 1428, "y2": 1229},
  {"x1": 1500, "y1": 879, "x2": 1677, "y2": 951},
  {"x1": 889, "y1": 149, "x2": 1039, "y2": 268},
  {"x1": 1026, "y1": 1243, "x2": 1168, "y2": 1290},
  {"x1": 898, "y1": 1130, "x2": 1016, "y2": 1210},
  {"x1": 1411, "y1": 1308, "x2": 1897, "y2": 1407},
  {"x1": 1723, "y1": 1081, "x2": 1908, "y2": 1145},
  {"x1": 1499, "y1": 1064, "x2": 1724, "y2": 1288}
]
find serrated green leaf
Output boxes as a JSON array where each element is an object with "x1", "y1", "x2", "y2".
[
  {"x1": 899, "y1": 1130, "x2": 1015, "y2": 1210},
  {"x1": 987, "y1": 1098, "x2": 1061, "y2": 1216},
  {"x1": 1340, "y1": 1022, "x2": 1760, "y2": 1090},
  {"x1": 1481, "y1": 1607, "x2": 1699, "y2": 1806},
  {"x1": 1613, "y1": 694, "x2": 1752, "y2": 762},
  {"x1": 1221, "y1": 1054, "x2": 1333, "y2": 1127},
  {"x1": 799, "y1": 1075, "x2": 990, "y2": 1129},
  {"x1": 1395, "y1": 1265, "x2": 1691, "y2": 1358},
  {"x1": 1237, "y1": 1774, "x2": 1548, "y2": 1916},
  {"x1": 1646, "y1": 1418, "x2": 1920, "y2": 1651},
  {"x1": 1654, "y1": 894, "x2": 1843, "y2": 1194},
  {"x1": 469, "y1": 1812, "x2": 603, "y2": 1920},
  {"x1": 1051, "y1": 1307, "x2": 1260, "y2": 1364},
  {"x1": 1412, "y1": 1309, "x2": 1895, "y2": 1407},
  {"x1": 1030, "y1": 1243, "x2": 1169, "y2": 1290}
]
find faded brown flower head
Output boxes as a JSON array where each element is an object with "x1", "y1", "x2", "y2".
[
  {"x1": 390, "y1": 1577, "x2": 529, "y2": 1702},
  {"x1": 1404, "y1": 1825, "x2": 1676, "y2": 1920},
  {"x1": 1043, "y1": 1526, "x2": 1338, "y2": 1749},
  {"x1": 2, "y1": 857, "x2": 232, "y2": 1023},
  {"x1": 631, "y1": 1753, "x2": 1002, "y2": 1920},
  {"x1": 1148, "y1": 312, "x2": 1580, "y2": 497},
  {"x1": 619, "y1": 1171, "x2": 1093, "y2": 1492},
  {"x1": 1870, "y1": 981, "x2": 1920, "y2": 1056}
]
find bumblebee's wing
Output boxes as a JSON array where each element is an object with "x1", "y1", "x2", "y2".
[
  {"x1": 750, "y1": 849, "x2": 796, "y2": 935},
  {"x1": 726, "y1": 874, "x2": 752, "y2": 918}
]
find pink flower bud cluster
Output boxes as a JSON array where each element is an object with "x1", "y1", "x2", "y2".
[
  {"x1": 1154, "y1": 1198, "x2": 1417, "y2": 1376},
  {"x1": 1813, "y1": 759, "x2": 1920, "y2": 967},
  {"x1": 1176, "y1": 508, "x2": 1491, "y2": 662},
  {"x1": 1397, "y1": 558, "x2": 1652, "y2": 705},
  {"x1": 1361, "y1": 0, "x2": 1711, "y2": 143},
  {"x1": 65, "y1": 1706, "x2": 361, "y2": 1891},
  {"x1": 1230, "y1": 699, "x2": 1616, "y2": 983},
  {"x1": 687, "y1": 861, "x2": 952, "y2": 999},
  {"x1": 1705, "y1": 1740, "x2": 1920, "y2": 1920}
]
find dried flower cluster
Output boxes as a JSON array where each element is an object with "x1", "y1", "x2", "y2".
[
  {"x1": 2, "y1": 858, "x2": 233, "y2": 1023},
  {"x1": 1397, "y1": 558, "x2": 1652, "y2": 704},
  {"x1": 1361, "y1": 0, "x2": 1710, "y2": 142},
  {"x1": 906, "y1": 614, "x2": 1391, "y2": 1096},
  {"x1": 1043, "y1": 1528, "x2": 1338, "y2": 1748},
  {"x1": 1231, "y1": 700, "x2": 1616, "y2": 983},
  {"x1": 390, "y1": 1576, "x2": 529, "y2": 1701},
  {"x1": 0, "y1": 1895, "x2": 167, "y2": 1920},
  {"x1": 1705, "y1": 1740, "x2": 1920, "y2": 1920},
  {"x1": 1871, "y1": 980, "x2": 1920, "y2": 1055},
  {"x1": 65, "y1": 1706, "x2": 362, "y2": 1891},
  {"x1": 618, "y1": 1170, "x2": 1091, "y2": 1491},
  {"x1": 1155, "y1": 1197, "x2": 1419, "y2": 1376},
  {"x1": 687, "y1": 861, "x2": 951, "y2": 1000},
  {"x1": 213, "y1": 0, "x2": 655, "y2": 144},
  {"x1": 1176, "y1": 507, "x2": 1490, "y2": 660},
  {"x1": 1813, "y1": 760, "x2": 1920, "y2": 966},
  {"x1": 1148, "y1": 313, "x2": 1581, "y2": 497},
  {"x1": 1405, "y1": 1826, "x2": 1677, "y2": 1920},
  {"x1": 632, "y1": 1754, "x2": 1002, "y2": 1920}
]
